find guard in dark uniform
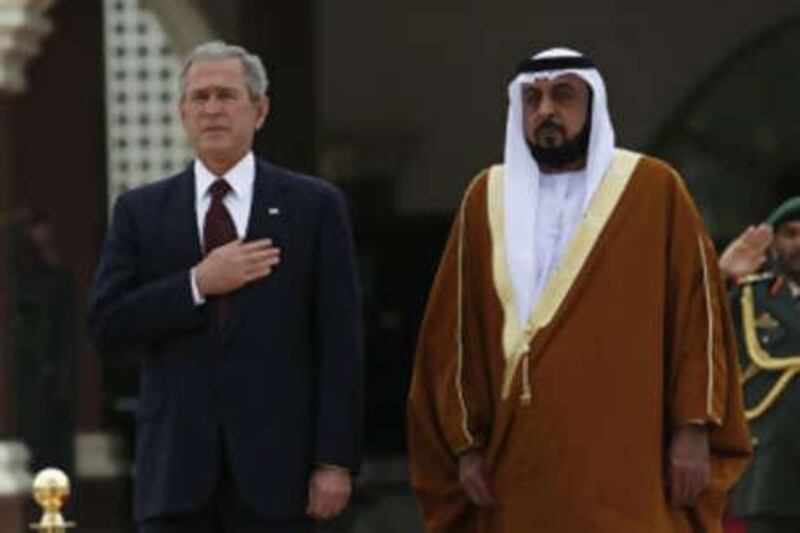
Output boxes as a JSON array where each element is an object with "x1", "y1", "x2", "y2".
[
  {"x1": 725, "y1": 197, "x2": 800, "y2": 533},
  {"x1": 12, "y1": 211, "x2": 76, "y2": 477}
]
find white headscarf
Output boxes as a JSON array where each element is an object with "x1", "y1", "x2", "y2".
[{"x1": 503, "y1": 47, "x2": 616, "y2": 322}]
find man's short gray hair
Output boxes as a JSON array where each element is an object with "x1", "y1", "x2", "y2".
[{"x1": 179, "y1": 40, "x2": 269, "y2": 101}]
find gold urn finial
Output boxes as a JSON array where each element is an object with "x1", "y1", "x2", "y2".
[{"x1": 29, "y1": 468, "x2": 75, "y2": 532}]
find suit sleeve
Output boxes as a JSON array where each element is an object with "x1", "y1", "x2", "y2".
[
  {"x1": 311, "y1": 187, "x2": 364, "y2": 471},
  {"x1": 88, "y1": 193, "x2": 204, "y2": 352}
]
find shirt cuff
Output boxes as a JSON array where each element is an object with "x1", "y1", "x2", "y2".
[{"x1": 189, "y1": 268, "x2": 205, "y2": 306}]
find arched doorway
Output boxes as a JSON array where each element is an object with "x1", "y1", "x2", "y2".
[{"x1": 652, "y1": 16, "x2": 800, "y2": 242}]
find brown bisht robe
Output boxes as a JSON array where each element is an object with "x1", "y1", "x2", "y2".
[{"x1": 407, "y1": 149, "x2": 751, "y2": 532}]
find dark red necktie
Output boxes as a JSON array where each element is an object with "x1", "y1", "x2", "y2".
[{"x1": 204, "y1": 179, "x2": 237, "y2": 327}]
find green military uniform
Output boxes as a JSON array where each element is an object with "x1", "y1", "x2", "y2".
[{"x1": 729, "y1": 197, "x2": 800, "y2": 533}]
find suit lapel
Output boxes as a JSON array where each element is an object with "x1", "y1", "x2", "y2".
[
  {"x1": 163, "y1": 167, "x2": 203, "y2": 272},
  {"x1": 223, "y1": 160, "x2": 288, "y2": 343}
]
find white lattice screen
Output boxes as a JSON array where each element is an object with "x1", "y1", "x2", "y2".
[{"x1": 103, "y1": 0, "x2": 191, "y2": 211}]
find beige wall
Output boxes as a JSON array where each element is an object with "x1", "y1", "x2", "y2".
[{"x1": 318, "y1": 1, "x2": 798, "y2": 212}]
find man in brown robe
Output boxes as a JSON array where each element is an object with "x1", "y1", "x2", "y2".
[{"x1": 407, "y1": 47, "x2": 751, "y2": 532}]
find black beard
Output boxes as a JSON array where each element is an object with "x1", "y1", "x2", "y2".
[{"x1": 527, "y1": 119, "x2": 591, "y2": 169}]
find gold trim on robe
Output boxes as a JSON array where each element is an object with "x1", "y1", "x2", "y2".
[
  {"x1": 454, "y1": 174, "x2": 485, "y2": 446},
  {"x1": 697, "y1": 236, "x2": 718, "y2": 422},
  {"x1": 488, "y1": 149, "x2": 642, "y2": 399}
]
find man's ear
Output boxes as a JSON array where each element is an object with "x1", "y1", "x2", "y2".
[{"x1": 255, "y1": 94, "x2": 270, "y2": 130}]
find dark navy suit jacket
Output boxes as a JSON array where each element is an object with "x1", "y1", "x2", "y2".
[{"x1": 88, "y1": 158, "x2": 363, "y2": 521}]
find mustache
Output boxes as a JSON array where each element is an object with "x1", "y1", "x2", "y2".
[{"x1": 535, "y1": 119, "x2": 566, "y2": 137}]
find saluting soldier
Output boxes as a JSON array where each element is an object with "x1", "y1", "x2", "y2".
[{"x1": 720, "y1": 197, "x2": 800, "y2": 533}]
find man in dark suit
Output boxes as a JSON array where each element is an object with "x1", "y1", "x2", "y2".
[{"x1": 88, "y1": 40, "x2": 363, "y2": 533}]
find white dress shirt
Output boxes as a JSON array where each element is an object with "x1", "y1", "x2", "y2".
[
  {"x1": 189, "y1": 152, "x2": 256, "y2": 304},
  {"x1": 532, "y1": 169, "x2": 587, "y2": 306},
  {"x1": 194, "y1": 152, "x2": 256, "y2": 244}
]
